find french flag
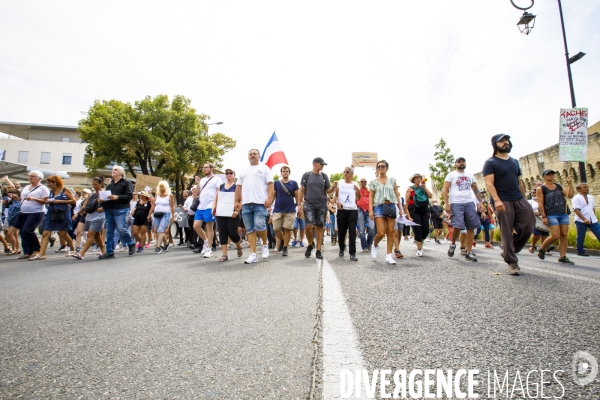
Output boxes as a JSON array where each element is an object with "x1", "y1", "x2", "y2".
[{"x1": 260, "y1": 131, "x2": 289, "y2": 169}]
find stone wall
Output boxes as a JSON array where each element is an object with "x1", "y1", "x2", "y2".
[{"x1": 474, "y1": 120, "x2": 600, "y2": 197}]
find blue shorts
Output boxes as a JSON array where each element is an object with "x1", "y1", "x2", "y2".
[
  {"x1": 153, "y1": 212, "x2": 171, "y2": 233},
  {"x1": 241, "y1": 203, "x2": 267, "y2": 234},
  {"x1": 294, "y1": 217, "x2": 305, "y2": 230},
  {"x1": 194, "y1": 208, "x2": 215, "y2": 223},
  {"x1": 546, "y1": 213, "x2": 569, "y2": 227},
  {"x1": 373, "y1": 203, "x2": 396, "y2": 219}
]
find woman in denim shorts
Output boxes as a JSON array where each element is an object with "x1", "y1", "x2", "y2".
[
  {"x1": 536, "y1": 170, "x2": 574, "y2": 264},
  {"x1": 151, "y1": 181, "x2": 175, "y2": 255}
]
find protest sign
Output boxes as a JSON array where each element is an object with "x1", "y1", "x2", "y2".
[
  {"x1": 351, "y1": 152, "x2": 378, "y2": 168},
  {"x1": 559, "y1": 108, "x2": 588, "y2": 162},
  {"x1": 134, "y1": 174, "x2": 162, "y2": 192},
  {"x1": 173, "y1": 206, "x2": 188, "y2": 228}
]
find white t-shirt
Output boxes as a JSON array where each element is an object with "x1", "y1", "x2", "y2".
[
  {"x1": 20, "y1": 184, "x2": 50, "y2": 214},
  {"x1": 184, "y1": 196, "x2": 196, "y2": 216},
  {"x1": 238, "y1": 164, "x2": 273, "y2": 205},
  {"x1": 337, "y1": 181, "x2": 358, "y2": 210},
  {"x1": 445, "y1": 171, "x2": 476, "y2": 204},
  {"x1": 572, "y1": 194, "x2": 598, "y2": 224},
  {"x1": 198, "y1": 176, "x2": 223, "y2": 210},
  {"x1": 528, "y1": 199, "x2": 539, "y2": 213}
]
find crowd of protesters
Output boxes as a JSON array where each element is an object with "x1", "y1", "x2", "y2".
[{"x1": 1, "y1": 135, "x2": 598, "y2": 276}]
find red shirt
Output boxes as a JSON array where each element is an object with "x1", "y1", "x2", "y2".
[{"x1": 357, "y1": 187, "x2": 370, "y2": 212}]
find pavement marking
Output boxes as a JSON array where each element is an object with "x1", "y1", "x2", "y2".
[
  {"x1": 423, "y1": 245, "x2": 600, "y2": 285},
  {"x1": 320, "y1": 258, "x2": 367, "y2": 399}
]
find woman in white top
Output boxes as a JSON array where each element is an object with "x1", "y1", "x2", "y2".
[
  {"x1": 8, "y1": 170, "x2": 49, "y2": 259},
  {"x1": 150, "y1": 181, "x2": 175, "y2": 255},
  {"x1": 334, "y1": 167, "x2": 360, "y2": 261}
]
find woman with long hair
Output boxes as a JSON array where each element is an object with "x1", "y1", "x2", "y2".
[
  {"x1": 404, "y1": 174, "x2": 433, "y2": 257},
  {"x1": 212, "y1": 169, "x2": 243, "y2": 261},
  {"x1": 537, "y1": 170, "x2": 574, "y2": 264},
  {"x1": 369, "y1": 160, "x2": 403, "y2": 264},
  {"x1": 29, "y1": 175, "x2": 76, "y2": 260},
  {"x1": 131, "y1": 191, "x2": 152, "y2": 252},
  {"x1": 71, "y1": 177, "x2": 106, "y2": 260},
  {"x1": 151, "y1": 181, "x2": 175, "y2": 255}
]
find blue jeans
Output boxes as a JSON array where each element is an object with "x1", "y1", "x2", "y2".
[
  {"x1": 105, "y1": 208, "x2": 135, "y2": 254},
  {"x1": 575, "y1": 221, "x2": 600, "y2": 253},
  {"x1": 357, "y1": 208, "x2": 374, "y2": 249}
]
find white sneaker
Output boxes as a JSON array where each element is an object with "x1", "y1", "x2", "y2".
[
  {"x1": 262, "y1": 245, "x2": 269, "y2": 259},
  {"x1": 425, "y1": 238, "x2": 431, "y2": 242},
  {"x1": 201, "y1": 244, "x2": 209, "y2": 255},
  {"x1": 371, "y1": 245, "x2": 378, "y2": 259},
  {"x1": 416, "y1": 249, "x2": 424, "y2": 257},
  {"x1": 115, "y1": 244, "x2": 121, "y2": 251},
  {"x1": 169, "y1": 243, "x2": 174, "y2": 248},
  {"x1": 203, "y1": 249, "x2": 213, "y2": 258},
  {"x1": 385, "y1": 253, "x2": 396, "y2": 264},
  {"x1": 244, "y1": 253, "x2": 258, "y2": 264}
]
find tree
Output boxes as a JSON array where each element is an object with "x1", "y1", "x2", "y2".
[
  {"x1": 329, "y1": 172, "x2": 359, "y2": 184},
  {"x1": 78, "y1": 94, "x2": 235, "y2": 199},
  {"x1": 428, "y1": 138, "x2": 455, "y2": 199}
]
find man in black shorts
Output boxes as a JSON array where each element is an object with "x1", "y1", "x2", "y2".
[{"x1": 299, "y1": 157, "x2": 336, "y2": 260}]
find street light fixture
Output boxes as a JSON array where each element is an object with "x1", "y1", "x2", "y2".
[
  {"x1": 207, "y1": 122, "x2": 223, "y2": 125},
  {"x1": 510, "y1": 0, "x2": 588, "y2": 182}
]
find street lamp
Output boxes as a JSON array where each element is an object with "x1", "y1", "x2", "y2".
[
  {"x1": 510, "y1": 0, "x2": 588, "y2": 182},
  {"x1": 207, "y1": 122, "x2": 223, "y2": 126}
]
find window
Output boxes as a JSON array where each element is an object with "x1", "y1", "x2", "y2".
[
  {"x1": 62, "y1": 153, "x2": 72, "y2": 165},
  {"x1": 83, "y1": 154, "x2": 89, "y2": 165},
  {"x1": 62, "y1": 137, "x2": 70, "y2": 142},
  {"x1": 40, "y1": 152, "x2": 51, "y2": 164},
  {"x1": 18, "y1": 151, "x2": 29, "y2": 164}
]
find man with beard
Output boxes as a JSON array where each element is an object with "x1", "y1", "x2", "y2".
[
  {"x1": 443, "y1": 157, "x2": 483, "y2": 261},
  {"x1": 482, "y1": 134, "x2": 533, "y2": 275}
]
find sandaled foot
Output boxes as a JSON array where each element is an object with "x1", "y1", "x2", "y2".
[
  {"x1": 71, "y1": 253, "x2": 84, "y2": 260},
  {"x1": 18, "y1": 254, "x2": 31, "y2": 259},
  {"x1": 28, "y1": 255, "x2": 46, "y2": 261},
  {"x1": 237, "y1": 248, "x2": 243, "y2": 257},
  {"x1": 218, "y1": 255, "x2": 229, "y2": 262}
]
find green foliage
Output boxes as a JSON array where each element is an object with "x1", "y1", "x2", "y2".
[
  {"x1": 78, "y1": 94, "x2": 236, "y2": 197},
  {"x1": 428, "y1": 138, "x2": 455, "y2": 194},
  {"x1": 329, "y1": 172, "x2": 359, "y2": 183}
]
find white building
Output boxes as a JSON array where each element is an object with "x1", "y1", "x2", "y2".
[{"x1": 0, "y1": 121, "x2": 93, "y2": 186}]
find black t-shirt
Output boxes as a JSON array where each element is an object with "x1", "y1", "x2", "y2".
[
  {"x1": 482, "y1": 156, "x2": 523, "y2": 202},
  {"x1": 429, "y1": 205, "x2": 443, "y2": 220}
]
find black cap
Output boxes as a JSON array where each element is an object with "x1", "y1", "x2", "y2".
[
  {"x1": 313, "y1": 157, "x2": 327, "y2": 165},
  {"x1": 542, "y1": 169, "x2": 556, "y2": 176},
  {"x1": 491, "y1": 133, "x2": 511, "y2": 143},
  {"x1": 455, "y1": 157, "x2": 466, "y2": 163}
]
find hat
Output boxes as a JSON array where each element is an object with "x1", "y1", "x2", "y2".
[
  {"x1": 83, "y1": 188, "x2": 91, "y2": 194},
  {"x1": 491, "y1": 133, "x2": 511, "y2": 143},
  {"x1": 455, "y1": 157, "x2": 466, "y2": 163},
  {"x1": 542, "y1": 169, "x2": 556, "y2": 176},
  {"x1": 409, "y1": 173, "x2": 422, "y2": 183},
  {"x1": 225, "y1": 168, "x2": 235, "y2": 174},
  {"x1": 138, "y1": 190, "x2": 150, "y2": 197},
  {"x1": 313, "y1": 157, "x2": 327, "y2": 165}
]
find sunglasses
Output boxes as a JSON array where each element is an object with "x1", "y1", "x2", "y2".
[
  {"x1": 360, "y1": 181, "x2": 367, "y2": 183},
  {"x1": 344, "y1": 171, "x2": 352, "y2": 174},
  {"x1": 225, "y1": 172, "x2": 234, "y2": 175},
  {"x1": 377, "y1": 165, "x2": 386, "y2": 169}
]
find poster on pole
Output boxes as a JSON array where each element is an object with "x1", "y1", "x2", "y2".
[
  {"x1": 559, "y1": 108, "x2": 588, "y2": 162},
  {"x1": 351, "y1": 152, "x2": 378, "y2": 168},
  {"x1": 134, "y1": 174, "x2": 162, "y2": 192}
]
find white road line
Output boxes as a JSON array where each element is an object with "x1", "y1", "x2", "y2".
[
  {"x1": 321, "y1": 258, "x2": 366, "y2": 399},
  {"x1": 423, "y1": 245, "x2": 600, "y2": 285}
]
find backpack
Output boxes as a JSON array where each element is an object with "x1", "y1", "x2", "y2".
[
  {"x1": 85, "y1": 193, "x2": 99, "y2": 214},
  {"x1": 411, "y1": 185, "x2": 430, "y2": 209},
  {"x1": 301, "y1": 172, "x2": 329, "y2": 189}
]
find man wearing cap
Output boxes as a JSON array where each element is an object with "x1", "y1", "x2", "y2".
[
  {"x1": 443, "y1": 157, "x2": 483, "y2": 262},
  {"x1": 572, "y1": 182, "x2": 600, "y2": 257},
  {"x1": 193, "y1": 162, "x2": 223, "y2": 258},
  {"x1": 482, "y1": 134, "x2": 533, "y2": 275},
  {"x1": 235, "y1": 149, "x2": 274, "y2": 264},
  {"x1": 299, "y1": 157, "x2": 337, "y2": 260}
]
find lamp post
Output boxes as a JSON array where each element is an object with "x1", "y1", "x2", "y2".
[
  {"x1": 207, "y1": 122, "x2": 223, "y2": 126},
  {"x1": 510, "y1": 0, "x2": 587, "y2": 182}
]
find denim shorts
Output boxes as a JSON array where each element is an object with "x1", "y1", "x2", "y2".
[
  {"x1": 373, "y1": 203, "x2": 397, "y2": 219},
  {"x1": 303, "y1": 204, "x2": 327, "y2": 227},
  {"x1": 153, "y1": 212, "x2": 171, "y2": 233},
  {"x1": 294, "y1": 217, "x2": 305, "y2": 230},
  {"x1": 195, "y1": 208, "x2": 215, "y2": 223},
  {"x1": 241, "y1": 203, "x2": 267, "y2": 234},
  {"x1": 546, "y1": 213, "x2": 570, "y2": 227}
]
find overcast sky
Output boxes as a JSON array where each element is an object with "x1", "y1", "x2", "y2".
[{"x1": 1, "y1": 0, "x2": 598, "y2": 186}]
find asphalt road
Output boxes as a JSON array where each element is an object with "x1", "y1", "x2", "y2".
[{"x1": 1, "y1": 238, "x2": 599, "y2": 399}]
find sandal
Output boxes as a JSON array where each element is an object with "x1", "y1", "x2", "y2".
[
  {"x1": 28, "y1": 255, "x2": 46, "y2": 261},
  {"x1": 71, "y1": 253, "x2": 84, "y2": 260},
  {"x1": 528, "y1": 247, "x2": 535, "y2": 253},
  {"x1": 218, "y1": 255, "x2": 229, "y2": 262},
  {"x1": 7, "y1": 250, "x2": 22, "y2": 256},
  {"x1": 65, "y1": 251, "x2": 76, "y2": 257},
  {"x1": 18, "y1": 254, "x2": 31, "y2": 260},
  {"x1": 237, "y1": 248, "x2": 243, "y2": 257},
  {"x1": 395, "y1": 251, "x2": 404, "y2": 259}
]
